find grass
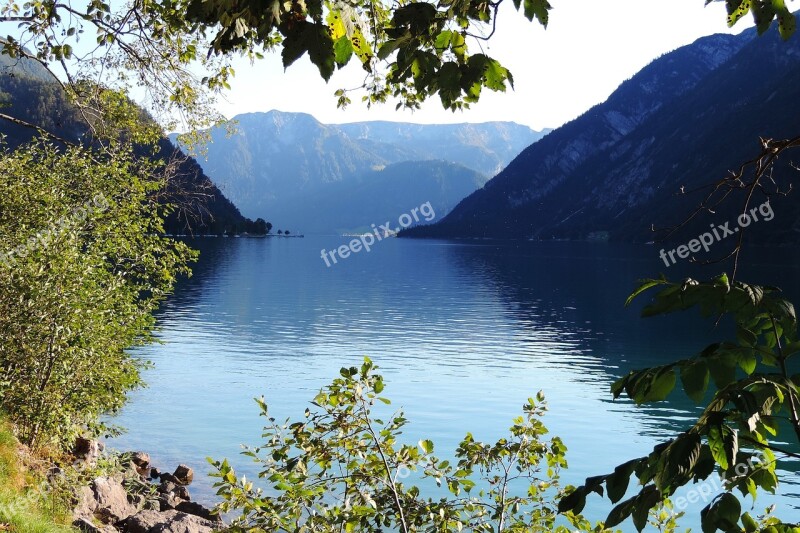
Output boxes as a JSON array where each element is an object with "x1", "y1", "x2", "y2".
[{"x1": 0, "y1": 420, "x2": 76, "y2": 532}]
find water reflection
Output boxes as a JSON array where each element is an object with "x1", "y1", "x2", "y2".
[{"x1": 110, "y1": 236, "x2": 800, "y2": 528}]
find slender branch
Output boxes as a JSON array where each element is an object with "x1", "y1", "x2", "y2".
[
  {"x1": 654, "y1": 135, "x2": 800, "y2": 278},
  {"x1": 739, "y1": 434, "x2": 800, "y2": 460},
  {"x1": 358, "y1": 395, "x2": 409, "y2": 533},
  {"x1": 0, "y1": 112, "x2": 75, "y2": 146},
  {"x1": 771, "y1": 315, "x2": 800, "y2": 443}
]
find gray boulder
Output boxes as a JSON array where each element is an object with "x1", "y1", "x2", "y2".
[
  {"x1": 124, "y1": 509, "x2": 216, "y2": 533},
  {"x1": 72, "y1": 517, "x2": 117, "y2": 532},
  {"x1": 175, "y1": 500, "x2": 222, "y2": 523}
]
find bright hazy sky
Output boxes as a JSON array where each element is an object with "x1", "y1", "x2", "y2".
[{"x1": 215, "y1": 0, "x2": 751, "y2": 131}]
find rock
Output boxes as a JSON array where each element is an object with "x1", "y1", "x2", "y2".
[
  {"x1": 173, "y1": 485, "x2": 191, "y2": 501},
  {"x1": 74, "y1": 438, "x2": 104, "y2": 466},
  {"x1": 151, "y1": 511, "x2": 216, "y2": 533},
  {"x1": 175, "y1": 500, "x2": 222, "y2": 523},
  {"x1": 149, "y1": 466, "x2": 161, "y2": 480},
  {"x1": 128, "y1": 493, "x2": 146, "y2": 509},
  {"x1": 157, "y1": 493, "x2": 182, "y2": 511},
  {"x1": 123, "y1": 510, "x2": 216, "y2": 533},
  {"x1": 172, "y1": 464, "x2": 194, "y2": 486},
  {"x1": 157, "y1": 480, "x2": 190, "y2": 501},
  {"x1": 122, "y1": 509, "x2": 169, "y2": 533},
  {"x1": 156, "y1": 480, "x2": 176, "y2": 494},
  {"x1": 91, "y1": 476, "x2": 139, "y2": 524},
  {"x1": 73, "y1": 485, "x2": 99, "y2": 520},
  {"x1": 130, "y1": 452, "x2": 151, "y2": 477},
  {"x1": 73, "y1": 517, "x2": 117, "y2": 532},
  {"x1": 47, "y1": 465, "x2": 64, "y2": 482},
  {"x1": 159, "y1": 472, "x2": 180, "y2": 485},
  {"x1": 130, "y1": 452, "x2": 150, "y2": 468}
]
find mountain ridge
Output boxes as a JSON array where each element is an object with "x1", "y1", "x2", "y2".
[
  {"x1": 176, "y1": 111, "x2": 548, "y2": 232},
  {"x1": 402, "y1": 27, "x2": 800, "y2": 245},
  {"x1": 0, "y1": 55, "x2": 259, "y2": 236}
]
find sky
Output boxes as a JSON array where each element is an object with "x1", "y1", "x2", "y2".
[{"x1": 214, "y1": 0, "x2": 752, "y2": 131}]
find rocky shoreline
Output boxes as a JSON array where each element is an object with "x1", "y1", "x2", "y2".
[{"x1": 71, "y1": 441, "x2": 224, "y2": 533}]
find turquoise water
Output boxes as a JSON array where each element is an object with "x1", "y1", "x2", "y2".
[{"x1": 109, "y1": 237, "x2": 800, "y2": 529}]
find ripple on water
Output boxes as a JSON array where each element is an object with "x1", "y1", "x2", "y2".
[{"x1": 109, "y1": 237, "x2": 800, "y2": 530}]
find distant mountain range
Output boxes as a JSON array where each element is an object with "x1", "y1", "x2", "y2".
[
  {"x1": 403, "y1": 26, "x2": 800, "y2": 245},
  {"x1": 0, "y1": 54, "x2": 256, "y2": 236},
  {"x1": 174, "y1": 111, "x2": 548, "y2": 233}
]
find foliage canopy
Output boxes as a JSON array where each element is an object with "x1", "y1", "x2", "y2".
[{"x1": 0, "y1": 0, "x2": 796, "y2": 125}]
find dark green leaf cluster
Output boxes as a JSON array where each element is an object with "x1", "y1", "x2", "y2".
[
  {"x1": 560, "y1": 274, "x2": 800, "y2": 532},
  {"x1": 181, "y1": 0, "x2": 552, "y2": 110}
]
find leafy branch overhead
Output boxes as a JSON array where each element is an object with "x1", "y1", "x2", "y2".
[
  {"x1": 0, "y1": 0, "x2": 796, "y2": 125},
  {"x1": 560, "y1": 274, "x2": 800, "y2": 532},
  {"x1": 713, "y1": 0, "x2": 798, "y2": 39},
  {"x1": 183, "y1": 0, "x2": 553, "y2": 110}
]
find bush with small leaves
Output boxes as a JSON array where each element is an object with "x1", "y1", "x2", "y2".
[{"x1": 210, "y1": 358, "x2": 615, "y2": 532}]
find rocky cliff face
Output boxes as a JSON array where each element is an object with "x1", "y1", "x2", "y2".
[{"x1": 404, "y1": 27, "x2": 800, "y2": 244}]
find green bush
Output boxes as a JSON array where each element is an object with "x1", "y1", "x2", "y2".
[
  {"x1": 210, "y1": 358, "x2": 614, "y2": 532},
  {"x1": 0, "y1": 138, "x2": 195, "y2": 448}
]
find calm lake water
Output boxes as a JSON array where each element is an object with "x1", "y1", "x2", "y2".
[{"x1": 109, "y1": 236, "x2": 800, "y2": 530}]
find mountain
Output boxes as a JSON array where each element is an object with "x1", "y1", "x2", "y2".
[
  {"x1": 335, "y1": 121, "x2": 547, "y2": 177},
  {"x1": 175, "y1": 111, "x2": 547, "y2": 231},
  {"x1": 0, "y1": 54, "x2": 257, "y2": 236},
  {"x1": 267, "y1": 160, "x2": 487, "y2": 233},
  {"x1": 402, "y1": 27, "x2": 800, "y2": 245}
]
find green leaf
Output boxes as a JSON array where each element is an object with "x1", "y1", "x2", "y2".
[
  {"x1": 625, "y1": 277, "x2": 668, "y2": 307},
  {"x1": 604, "y1": 496, "x2": 636, "y2": 528},
  {"x1": 333, "y1": 36, "x2": 353, "y2": 66},
  {"x1": 716, "y1": 492, "x2": 742, "y2": 525},
  {"x1": 473, "y1": 54, "x2": 511, "y2": 91},
  {"x1": 606, "y1": 460, "x2": 638, "y2": 503},
  {"x1": 708, "y1": 423, "x2": 729, "y2": 470},
  {"x1": 738, "y1": 350, "x2": 757, "y2": 375},
  {"x1": 727, "y1": 0, "x2": 752, "y2": 27},
  {"x1": 741, "y1": 511, "x2": 758, "y2": 532},
  {"x1": 681, "y1": 360, "x2": 709, "y2": 402},
  {"x1": 558, "y1": 487, "x2": 586, "y2": 514},
  {"x1": 419, "y1": 439, "x2": 434, "y2": 453},
  {"x1": 643, "y1": 368, "x2": 677, "y2": 403},
  {"x1": 522, "y1": 0, "x2": 551, "y2": 26},
  {"x1": 435, "y1": 30, "x2": 452, "y2": 50},
  {"x1": 777, "y1": 11, "x2": 797, "y2": 39},
  {"x1": 281, "y1": 22, "x2": 335, "y2": 81}
]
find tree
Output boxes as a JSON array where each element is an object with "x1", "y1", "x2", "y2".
[
  {"x1": 0, "y1": 138, "x2": 196, "y2": 448},
  {"x1": 253, "y1": 217, "x2": 272, "y2": 234},
  {"x1": 1, "y1": 0, "x2": 798, "y2": 525}
]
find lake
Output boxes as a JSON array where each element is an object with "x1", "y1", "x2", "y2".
[{"x1": 109, "y1": 236, "x2": 800, "y2": 530}]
